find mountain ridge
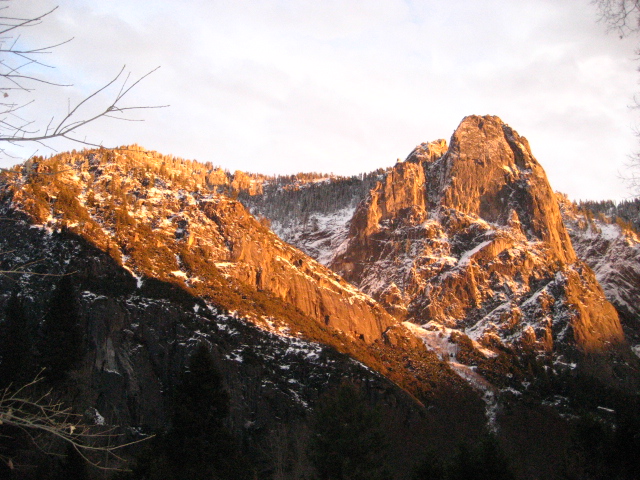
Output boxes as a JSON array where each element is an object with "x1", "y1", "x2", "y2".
[
  {"x1": 250, "y1": 115, "x2": 631, "y2": 364},
  {"x1": 1, "y1": 115, "x2": 640, "y2": 479}
]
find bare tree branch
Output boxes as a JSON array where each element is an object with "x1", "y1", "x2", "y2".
[
  {"x1": 0, "y1": 374, "x2": 152, "y2": 471},
  {"x1": 593, "y1": 1, "x2": 640, "y2": 196},
  {"x1": 0, "y1": 1, "x2": 167, "y2": 163},
  {"x1": 594, "y1": 0, "x2": 640, "y2": 36},
  {"x1": 0, "y1": 4, "x2": 157, "y2": 468}
]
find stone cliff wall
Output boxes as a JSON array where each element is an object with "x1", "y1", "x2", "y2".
[
  {"x1": 198, "y1": 199, "x2": 395, "y2": 342},
  {"x1": 332, "y1": 115, "x2": 624, "y2": 356},
  {"x1": 5, "y1": 150, "x2": 396, "y2": 344},
  {"x1": 431, "y1": 116, "x2": 574, "y2": 264}
]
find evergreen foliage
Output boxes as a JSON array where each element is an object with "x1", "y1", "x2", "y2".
[
  {"x1": 240, "y1": 170, "x2": 387, "y2": 233},
  {"x1": 38, "y1": 275, "x2": 84, "y2": 383},
  {"x1": 50, "y1": 443, "x2": 89, "y2": 480},
  {"x1": 578, "y1": 198, "x2": 640, "y2": 232},
  {"x1": 446, "y1": 437, "x2": 515, "y2": 480},
  {"x1": 412, "y1": 449, "x2": 446, "y2": 480},
  {"x1": 612, "y1": 396, "x2": 640, "y2": 480},
  {"x1": 413, "y1": 435, "x2": 515, "y2": 480},
  {"x1": 130, "y1": 343, "x2": 252, "y2": 480},
  {"x1": 170, "y1": 342, "x2": 231, "y2": 435},
  {"x1": 309, "y1": 382, "x2": 389, "y2": 480},
  {"x1": 563, "y1": 395, "x2": 640, "y2": 480},
  {"x1": 0, "y1": 290, "x2": 34, "y2": 389}
]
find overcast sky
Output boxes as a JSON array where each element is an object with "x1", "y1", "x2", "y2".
[{"x1": 4, "y1": 0, "x2": 639, "y2": 201}]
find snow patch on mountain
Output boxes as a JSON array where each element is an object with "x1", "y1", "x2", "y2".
[
  {"x1": 404, "y1": 322, "x2": 499, "y2": 430},
  {"x1": 559, "y1": 194, "x2": 640, "y2": 343},
  {"x1": 271, "y1": 205, "x2": 356, "y2": 266}
]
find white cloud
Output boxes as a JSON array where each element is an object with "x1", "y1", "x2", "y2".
[{"x1": 3, "y1": 0, "x2": 639, "y2": 200}]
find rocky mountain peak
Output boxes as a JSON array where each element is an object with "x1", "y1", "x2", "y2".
[
  {"x1": 327, "y1": 115, "x2": 623, "y2": 358},
  {"x1": 433, "y1": 115, "x2": 575, "y2": 264},
  {"x1": 405, "y1": 138, "x2": 448, "y2": 164}
]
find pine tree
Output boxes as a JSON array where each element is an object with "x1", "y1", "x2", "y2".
[
  {"x1": 309, "y1": 381, "x2": 389, "y2": 480},
  {"x1": 0, "y1": 290, "x2": 34, "y2": 389},
  {"x1": 171, "y1": 342, "x2": 230, "y2": 435},
  {"x1": 51, "y1": 444, "x2": 89, "y2": 480},
  {"x1": 132, "y1": 343, "x2": 252, "y2": 480},
  {"x1": 38, "y1": 276, "x2": 84, "y2": 383},
  {"x1": 413, "y1": 449, "x2": 446, "y2": 480},
  {"x1": 446, "y1": 435, "x2": 515, "y2": 480}
]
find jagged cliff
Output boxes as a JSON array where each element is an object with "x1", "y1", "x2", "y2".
[
  {"x1": 245, "y1": 116, "x2": 627, "y2": 363},
  {"x1": 559, "y1": 194, "x2": 640, "y2": 350},
  {"x1": 239, "y1": 170, "x2": 387, "y2": 265},
  {"x1": 328, "y1": 115, "x2": 624, "y2": 358},
  {"x1": 3, "y1": 149, "x2": 394, "y2": 343}
]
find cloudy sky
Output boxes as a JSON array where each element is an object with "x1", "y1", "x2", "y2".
[{"x1": 4, "y1": 0, "x2": 639, "y2": 201}]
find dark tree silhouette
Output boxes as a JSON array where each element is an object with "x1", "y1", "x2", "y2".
[
  {"x1": 38, "y1": 275, "x2": 83, "y2": 382},
  {"x1": 309, "y1": 381, "x2": 389, "y2": 480},
  {"x1": 50, "y1": 443, "x2": 89, "y2": 480},
  {"x1": 412, "y1": 449, "x2": 446, "y2": 480},
  {"x1": 0, "y1": 290, "x2": 34, "y2": 389},
  {"x1": 131, "y1": 343, "x2": 252, "y2": 480},
  {"x1": 413, "y1": 435, "x2": 514, "y2": 480},
  {"x1": 446, "y1": 436, "x2": 515, "y2": 480}
]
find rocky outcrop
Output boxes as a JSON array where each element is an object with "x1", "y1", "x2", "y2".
[
  {"x1": 231, "y1": 170, "x2": 263, "y2": 195},
  {"x1": 330, "y1": 115, "x2": 624, "y2": 357},
  {"x1": 197, "y1": 197, "x2": 394, "y2": 342},
  {"x1": 432, "y1": 116, "x2": 575, "y2": 264},
  {"x1": 4, "y1": 149, "x2": 395, "y2": 343},
  {"x1": 559, "y1": 195, "x2": 640, "y2": 349},
  {"x1": 349, "y1": 140, "x2": 446, "y2": 242}
]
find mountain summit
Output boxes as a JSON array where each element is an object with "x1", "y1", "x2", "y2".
[
  {"x1": 252, "y1": 116, "x2": 627, "y2": 362},
  {"x1": 1, "y1": 116, "x2": 639, "y2": 479}
]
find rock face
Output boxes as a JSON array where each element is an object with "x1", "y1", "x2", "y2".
[
  {"x1": 434, "y1": 117, "x2": 575, "y2": 264},
  {"x1": 196, "y1": 197, "x2": 394, "y2": 342},
  {"x1": 4, "y1": 149, "x2": 395, "y2": 344},
  {"x1": 328, "y1": 115, "x2": 624, "y2": 356},
  {"x1": 559, "y1": 195, "x2": 640, "y2": 349}
]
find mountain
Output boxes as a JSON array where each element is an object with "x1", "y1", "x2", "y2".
[
  {"x1": 6, "y1": 149, "x2": 397, "y2": 344},
  {"x1": 336, "y1": 116, "x2": 624, "y2": 356},
  {"x1": 1, "y1": 116, "x2": 639, "y2": 479},
  {"x1": 249, "y1": 116, "x2": 634, "y2": 373},
  {"x1": 2, "y1": 147, "x2": 483, "y2": 397},
  {"x1": 0, "y1": 145, "x2": 485, "y2": 479},
  {"x1": 559, "y1": 194, "x2": 640, "y2": 349}
]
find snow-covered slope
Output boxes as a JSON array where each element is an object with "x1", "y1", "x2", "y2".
[
  {"x1": 559, "y1": 194, "x2": 640, "y2": 350},
  {"x1": 240, "y1": 171, "x2": 386, "y2": 265}
]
